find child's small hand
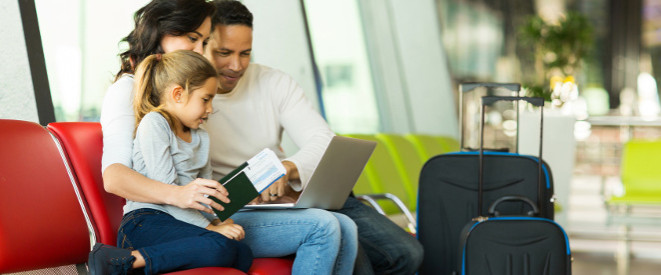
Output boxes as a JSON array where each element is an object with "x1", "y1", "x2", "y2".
[{"x1": 206, "y1": 218, "x2": 245, "y2": 240}]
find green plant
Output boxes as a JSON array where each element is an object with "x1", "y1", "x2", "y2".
[{"x1": 519, "y1": 12, "x2": 593, "y2": 101}]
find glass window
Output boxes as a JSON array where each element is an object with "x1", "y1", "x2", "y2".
[
  {"x1": 35, "y1": 0, "x2": 148, "y2": 122},
  {"x1": 303, "y1": 0, "x2": 380, "y2": 134}
]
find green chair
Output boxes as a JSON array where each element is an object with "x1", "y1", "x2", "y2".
[
  {"x1": 438, "y1": 136, "x2": 460, "y2": 152},
  {"x1": 609, "y1": 139, "x2": 661, "y2": 205},
  {"x1": 375, "y1": 133, "x2": 423, "y2": 210},
  {"x1": 405, "y1": 134, "x2": 448, "y2": 161},
  {"x1": 606, "y1": 139, "x2": 661, "y2": 267}
]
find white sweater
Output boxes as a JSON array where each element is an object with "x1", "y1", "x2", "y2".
[
  {"x1": 100, "y1": 64, "x2": 334, "y2": 190},
  {"x1": 101, "y1": 74, "x2": 135, "y2": 172},
  {"x1": 204, "y1": 64, "x2": 334, "y2": 190}
]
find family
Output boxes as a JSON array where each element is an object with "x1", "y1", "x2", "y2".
[{"x1": 88, "y1": 0, "x2": 423, "y2": 274}]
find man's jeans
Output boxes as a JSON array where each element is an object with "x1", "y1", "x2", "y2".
[
  {"x1": 117, "y1": 209, "x2": 252, "y2": 274},
  {"x1": 334, "y1": 196, "x2": 424, "y2": 274},
  {"x1": 232, "y1": 208, "x2": 358, "y2": 275}
]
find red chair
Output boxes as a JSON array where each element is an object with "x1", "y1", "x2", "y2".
[
  {"x1": 0, "y1": 119, "x2": 90, "y2": 273},
  {"x1": 47, "y1": 122, "x2": 123, "y2": 246},
  {"x1": 48, "y1": 122, "x2": 293, "y2": 275}
]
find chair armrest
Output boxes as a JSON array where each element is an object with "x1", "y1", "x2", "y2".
[{"x1": 356, "y1": 193, "x2": 417, "y2": 234}]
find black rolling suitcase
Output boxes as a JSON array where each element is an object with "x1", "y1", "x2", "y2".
[
  {"x1": 458, "y1": 96, "x2": 571, "y2": 274},
  {"x1": 417, "y1": 92, "x2": 568, "y2": 274}
]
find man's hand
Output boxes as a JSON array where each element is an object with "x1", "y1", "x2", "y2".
[
  {"x1": 170, "y1": 178, "x2": 230, "y2": 214},
  {"x1": 261, "y1": 160, "x2": 299, "y2": 202},
  {"x1": 206, "y1": 218, "x2": 245, "y2": 240}
]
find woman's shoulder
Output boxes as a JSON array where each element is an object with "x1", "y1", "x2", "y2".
[
  {"x1": 108, "y1": 74, "x2": 134, "y2": 93},
  {"x1": 103, "y1": 74, "x2": 135, "y2": 106},
  {"x1": 101, "y1": 74, "x2": 135, "y2": 123}
]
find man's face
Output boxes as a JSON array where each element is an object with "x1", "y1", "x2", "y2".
[{"x1": 204, "y1": 24, "x2": 253, "y2": 94}]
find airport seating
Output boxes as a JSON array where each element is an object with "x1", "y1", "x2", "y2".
[
  {"x1": 46, "y1": 122, "x2": 293, "y2": 274},
  {"x1": 405, "y1": 134, "x2": 453, "y2": 161},
  {"x1": 607, "y1": 139, "x2": 661, "y2": 226},
  {"x1": 343, "y1": 133, "x2": 460, "y2": 233},
  {"x1": 47, "y1": 122, "x2": 124, "y2": 246},
  {"x1": 0, "y1": 119, "x2": 90, "y2": 274},
  {"x1": 605, "y1": 139, "x2": 661, "y2": 268},
  {"x1": 342, "y1": 134, "x2": 417, "y2": 232},
  {"x1": 608, "y1": 139, "x2": 661, "y2": 206},
  {"x1": 374, "y1": 133, "x2": 423, "y2": 209}
]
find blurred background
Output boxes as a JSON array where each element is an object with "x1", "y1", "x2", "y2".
[{"x1": 4, "y1": 0, "x2": 661, "y2": 274}]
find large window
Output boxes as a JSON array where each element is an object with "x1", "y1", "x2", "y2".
[
  {"x1": 303, "y1": 0, "x2": 380, "y2": 134},
  {"x1": 35, "y1": 0, "x2": 148, "y2": 122}
]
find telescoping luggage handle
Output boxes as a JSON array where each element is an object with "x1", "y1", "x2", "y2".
[
  {"x1": 459, "y1": 82, "x2": 521, "y2": 151},
  {"x1": 477, "y1": 96, "x2": 544, "y2": 218}
]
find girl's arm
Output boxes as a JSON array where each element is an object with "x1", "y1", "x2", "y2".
[
  {"x1": 103, "y1": 164, "x2": 228, "y2": 213},
  {"x1": 100, "y1": 77, "x2": 228, "y2": 212}
]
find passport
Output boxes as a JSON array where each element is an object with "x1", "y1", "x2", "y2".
[
  {"x1": 207, "y1": 148, "x2": 286, "y2": 221},
  {"x1": 209, "y1": 168, "x2": 259, "y2": 221}
]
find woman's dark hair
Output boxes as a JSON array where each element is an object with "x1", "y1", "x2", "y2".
[
  {"x1": 116, "y1": 0, "x2": 215, "y2": 80},
  {"x1": 212, "y1": 0, "x2": 253, "y2": 28}
]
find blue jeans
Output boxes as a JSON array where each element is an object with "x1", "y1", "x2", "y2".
[
  {"x1": 117, "y1": 209, "x2": 252, "y2": 274},
  {"x1": 334, "y1": 196, "x2": 424, "y2": 274},
  {"x1": 231, "y1": 208, "x2": 357, "y2": 275}
]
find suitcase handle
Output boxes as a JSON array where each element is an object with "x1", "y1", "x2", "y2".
[
  {"x1": 488, "y1": 195, "x2": 540, "y2": 217},
  {"x1": 481, "y1": 96, "x2": 544, "y2": 107},
  {"x1": 460, "y1": 82, "x2": 521, "y2": 93},
  {"x1": 478, "y1": 96, "x2": 545, "y2": 217}
]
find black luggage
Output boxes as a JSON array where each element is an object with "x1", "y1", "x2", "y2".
[
  {"x1": 457, "y1": 96, "x2": 571, "y2": 274},
  {"x1": 417, "y1": 90, "x2": 569, "y2": 274},
  {"x1": 458, "y1": 215, "x2": 571, "y2": 274}
]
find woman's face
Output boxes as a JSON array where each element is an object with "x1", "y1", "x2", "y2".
[{"x1": 160, "y1": 17, "x2": 212, "y2": 55}]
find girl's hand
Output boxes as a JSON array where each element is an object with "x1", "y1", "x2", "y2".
[
  {"x1": 171, "y1": 178, "x2": 230, "y2": 214},
  {"x1": 206, "y1": 218, "x2": 245, "y2": 240}
]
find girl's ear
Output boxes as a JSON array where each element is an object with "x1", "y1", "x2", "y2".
[{"x1": 168, "y1": 85, "x2": 185, "y2": 103}]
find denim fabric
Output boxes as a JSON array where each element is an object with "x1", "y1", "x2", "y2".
[
  {"x1": 231, "y1": 208, "x2": 357, "y2": 275},
  {"x1": 117, "y1": 209, "x2": 252, "y2": 274},
  {"x1": 334, "y1": 196, "x2": 424, "y2": 275}
]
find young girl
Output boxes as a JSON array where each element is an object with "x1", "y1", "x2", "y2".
[{"x1": 88, "y1": 50, "x2": 252, "y2": 274}]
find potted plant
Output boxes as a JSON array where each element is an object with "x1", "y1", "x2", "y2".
[{"x1": 519, "y1": 11, "x2": 594, "y2": 106}]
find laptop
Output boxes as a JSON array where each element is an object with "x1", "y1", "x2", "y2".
[{"x1": 244, "y1": 135, "x2": 376, "y2": 210}]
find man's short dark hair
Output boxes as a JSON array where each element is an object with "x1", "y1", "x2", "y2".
[{"x1": 212, "y1": 0, "x2": 253, "y2": 28}]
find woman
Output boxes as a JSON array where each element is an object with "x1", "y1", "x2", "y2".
[{"x1": 99, "y1": 0, "x2": 356, "y2": 274}]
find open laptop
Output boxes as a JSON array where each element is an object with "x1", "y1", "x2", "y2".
[{"x1": 244, "y1": 135, "x2": 376, "y2": 210}]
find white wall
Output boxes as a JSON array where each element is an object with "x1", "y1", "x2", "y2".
[{"x1": 0, "y1": 0, "x2": 40, "y2": 123}]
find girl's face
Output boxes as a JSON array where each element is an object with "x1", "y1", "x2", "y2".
[
  {"x1": 160, "y1": 17, "x2": 212, "y2": 55},
  {"x1": 173, "y1": 77, "x2": 218, "y2": 131}
]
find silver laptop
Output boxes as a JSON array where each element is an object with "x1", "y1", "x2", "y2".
[{"x1": 244, "y1": 135, "x2": 376, "y2": 210}]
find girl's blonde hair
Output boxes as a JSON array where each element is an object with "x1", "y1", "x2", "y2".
[{"x1": 133, "y1": 50, "x2": 217, "y2": 131}]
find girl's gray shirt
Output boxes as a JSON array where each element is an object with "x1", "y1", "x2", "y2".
[{"x1": 124, "y1": 111, "x2": 215, "y2": 228}]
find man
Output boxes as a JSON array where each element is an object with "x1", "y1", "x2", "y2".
[{"x1": 203, "y1": 1, "x2": 423, "y2": 274}]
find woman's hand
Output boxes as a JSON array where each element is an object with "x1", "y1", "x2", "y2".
[
  {"x1": 171, "y1": 178, "x2": 230, "y2": 214},
  {"x1": 261, "y1": 161, "x2": 299, "y2": 202},
  {"x1": 206, "y1": 218, "x2": 245, "y2": 240}
]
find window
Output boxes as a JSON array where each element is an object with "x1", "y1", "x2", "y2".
[
  {"x1": 35, "y1": 0, "x2": 148, "y2": 122},
  {"x1": 304, "y1": 0, "x2": 380, "y2": 134}
]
